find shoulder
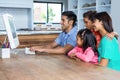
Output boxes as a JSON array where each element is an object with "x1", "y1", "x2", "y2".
[
  {"x1": 69, "y1": 26, "x2": 78, "y2": 35},
  {"x1": 68, "y1": 27, "x2": 78, "y2": 38},
  {"x1": 101, "y1": 36, "x2": 117, "y2": 45},
  {"x1": 85, "y1": 47, "x2": 94, "y2": 53},
  {"x1": 86, "y1": 47, "x2": 93, "y2": 52}
]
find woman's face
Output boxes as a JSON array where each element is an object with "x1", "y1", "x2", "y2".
[
  {"x1": 84, "y1": 18, "x2": 94, "y2": 29},
  {"x1": 93, "y1": 19, "x2": 103, "y2": 32},
  {"x1": 76, "y1": 36, "x2": 83, "y2": 47}
]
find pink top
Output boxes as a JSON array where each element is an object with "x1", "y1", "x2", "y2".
[{"x1": 68, "y1": 46, "x2": 98, "y2": 64}]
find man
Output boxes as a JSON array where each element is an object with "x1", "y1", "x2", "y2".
[{"x1": 30, "y1": 11, "x2": 78, "y2": 54}]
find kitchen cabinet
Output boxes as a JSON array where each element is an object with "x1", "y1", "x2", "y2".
[
  {"x1": 68, "y1": 0, "x2": 111, "y2": 30},
  {"x1": 0, "y1": 34, "x2": 59, "y2": 48}
]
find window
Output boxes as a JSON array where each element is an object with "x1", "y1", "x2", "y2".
[{"x1": 34, "y1": 2, "x2": 63, "y2": 24}]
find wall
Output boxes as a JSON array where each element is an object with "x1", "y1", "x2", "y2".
[
  {"x1": 0, "y1": 0, "x2": 33, "y2": 30},
  {"x1": 0, "y1": 8, "x2": 29, "y2": 30},
  {"x1": 111, "y1": 0, "x2": 120, "y2": 44}
]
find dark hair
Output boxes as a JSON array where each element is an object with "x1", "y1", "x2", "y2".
[
  {"x1": 77, "y1": 28, "x2": 98, "y2": 56},
  {"x1": 83, "y1": 10, "x2": 97, "y2": 22},
  {"x1": 62, "y1": 11, "x2": 77, "y2": 26},
  {"x1": 94, "y1": 12, "x2": 113, "y2": 33}
]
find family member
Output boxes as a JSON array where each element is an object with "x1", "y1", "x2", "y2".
[
  {"x1": 83, "y1": 11, "x2": 118, "y2": 47},
  {"x1": 93, "y1": 12, "x2": 120, "y2": 71},
  {"x1": 68, "y1": 29, "x2": 98, "y2": 64},
  {"x1": 30, "y1": 11, "x2": 78, "y2": 54}
]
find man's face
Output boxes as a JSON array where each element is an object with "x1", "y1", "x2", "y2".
[{"x1": 60, "y1": 15, "x2": 70, "y2": 32}]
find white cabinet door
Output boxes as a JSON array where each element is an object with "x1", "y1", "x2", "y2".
[{"x1": 96, "y1": 0, "x2": 111, "y2": 14}]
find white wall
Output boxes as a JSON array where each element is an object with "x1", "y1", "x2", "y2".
[
  {"x1": 0, "y1": 0, "x2": 33, "y2": 30},
  {"x1": 0, "y1": 8, "x2": 29, "y2": 30},
  {"x1": 111, "y1": 0, "x2": 120, "y2": 44}
]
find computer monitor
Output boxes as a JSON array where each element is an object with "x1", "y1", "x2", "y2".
[{"x1": 2, "y1": 14, "x2": 19, "y2": 49}]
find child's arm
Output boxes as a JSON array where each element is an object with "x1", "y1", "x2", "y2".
[
  {"x1": 75, "y1": 47, "x2": 95, "y2": 62},
  {"x1": 68, "y1": 53, "x2": 81, "y2": 61},
  {"x1": 98, "y1": 58, "x2": 108, "y2": 67},
  {"x1": 67, "y1": 46, "x2": 82, "y2": 56}
]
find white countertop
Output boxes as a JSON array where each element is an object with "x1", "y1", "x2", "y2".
[{"x1": 0, "y1": 30, "x2": 62, "y2": 35}]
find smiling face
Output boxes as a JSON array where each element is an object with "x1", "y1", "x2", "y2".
[
  {"x1": 60, "y1": 15, "x2": 73, "y2": 32},
  {"x1": 60, "y1": 15, "x2": 69, "y2": 31},
  {"x1": 93, "y1": 19, "x2": 103, "y2": 32},
  {"x1": 84, "y1": 18, "x2": 94, "y2": 30}
]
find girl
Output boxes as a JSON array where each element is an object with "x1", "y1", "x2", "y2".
[
  {"x1": 93, "y1": 12, "x2": 120, "y2": 71},
  {"x1": 68, "y1": 29, "x2": 98, "y2": 64}
]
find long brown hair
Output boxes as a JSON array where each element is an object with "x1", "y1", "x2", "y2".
[{"x1": 94, "y1": 12, "x2": 113, "y2": 33}]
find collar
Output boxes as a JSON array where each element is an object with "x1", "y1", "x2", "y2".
[{"x1": 66, "y1": 26, "x2": 77, "y2": 36}]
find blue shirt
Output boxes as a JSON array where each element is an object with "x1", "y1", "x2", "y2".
[
  {"x1": 55, "y1": 26, "x2": 78, "y2": 47},
  {"x1": 98, "y1": 36, "x2": 120, "y2": 71}
]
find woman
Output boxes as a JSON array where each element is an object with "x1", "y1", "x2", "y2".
[{"x1": 93, "y1": 12, "x2": 120, "y2": 71}]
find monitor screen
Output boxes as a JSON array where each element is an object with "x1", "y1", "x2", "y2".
[{"x1": 2, "y1": 14, "x2": 19, "y2": 49}]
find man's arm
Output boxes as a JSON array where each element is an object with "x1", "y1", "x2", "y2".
[
  {"x1": 30, "y1": 41, "x2": 58, "y2": 51},
  {"x1": 34, "y1": 44, "x2": 74, "y2": 55},
  {"x1": 44, "y1": 41, "x2": 58, "y2": 48}
]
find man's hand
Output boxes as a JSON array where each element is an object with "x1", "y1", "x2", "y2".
[{"x1": 30, "y1": 46, "x2": 42, "y2": 52}]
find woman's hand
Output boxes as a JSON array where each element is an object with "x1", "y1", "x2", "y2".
[
  {"x1": 98, "y1": 58, "x2": 108, "y2": 67},
  {"x1": 106, "y1": 32, "x2": 119, "y2": 39}
]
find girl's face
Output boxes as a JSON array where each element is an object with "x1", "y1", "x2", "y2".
[
  {"x1": 84, "y1": 18, "x2": 94, "y2": 29},
  {"x1": 76, "y1": 36, "x2": 83, "y2": 47},
  {"x1": 93, "y1": 19, "x2": 103, "y2": 32}
]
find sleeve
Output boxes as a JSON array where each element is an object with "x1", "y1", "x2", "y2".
[
  {"x1": 66, "y1": 34, "x2": 77, "y2": 47},
  {"x1": 67, "y1": 46, "x2": 82, "y2": 56},
  {"x1": 75, "y1": 47, "x2": 95, "y2": 62},
  {"x1": 98, "y1": 37, "x2": 119, "y2": 59},
  {"x1": 55, "y1": 33, "x2": 62, "y2": 45}
]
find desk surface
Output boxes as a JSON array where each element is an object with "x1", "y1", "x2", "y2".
[{"x1": 0, "y1": 49, "x2": 120, "y2": 80}]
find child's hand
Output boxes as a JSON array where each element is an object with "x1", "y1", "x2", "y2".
[
  {"x1": 69, "y1": 53, "x2": 76, "y2": 58},
  {"x1": 69, "y1": 53, "x2": 81, "y2": 61}
]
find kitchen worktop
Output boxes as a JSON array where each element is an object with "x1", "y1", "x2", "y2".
[
  {"x1": 0, "y1": 30, "x2": 62, "y2": 35},
  {"x1": 0, "y1": 49, "x2": 120, "y2": 80}
]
